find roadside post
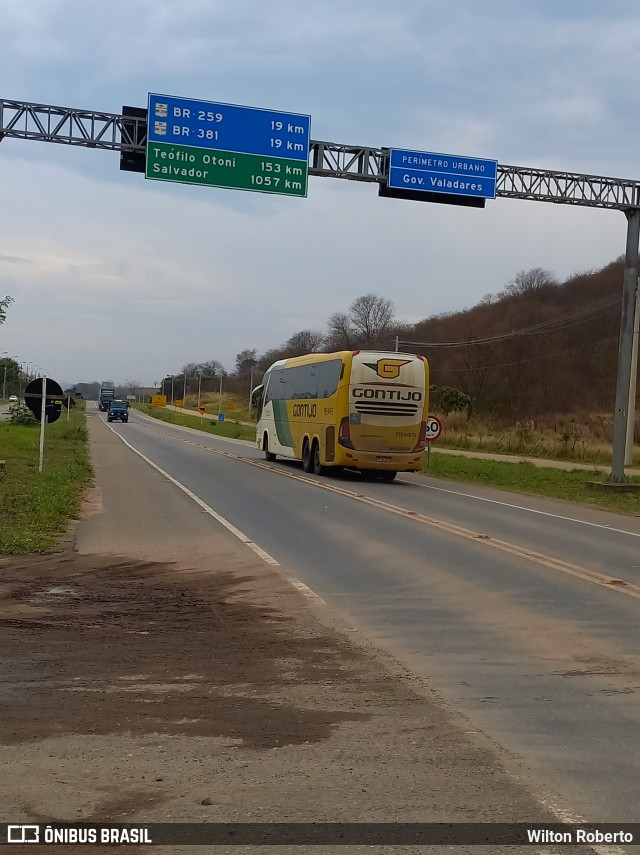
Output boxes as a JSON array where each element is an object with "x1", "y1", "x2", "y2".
[
  {"x1": 248, "y1": 365, "x2": 254, "y2": 419},
  {"x1": 425, "y1": 415, "x2": 443, "y2": 470},
  {"x1": 39, "y1": 376, "x2": 46, "y2": 473},
  {"x1": 198, "y1": 404, "x2": 206, "y2": 424},
  {"x1": 24, "y1": 377, "x2": 63, "y2": 474}
]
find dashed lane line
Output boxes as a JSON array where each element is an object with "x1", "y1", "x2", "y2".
[{"x1": 119, "y1": 415, "x2": 640, "y2": 606}]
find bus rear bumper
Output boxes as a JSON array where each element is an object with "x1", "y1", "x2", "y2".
[{"x1": 334, "y1": 448, "x2": 424, "y2": 472}]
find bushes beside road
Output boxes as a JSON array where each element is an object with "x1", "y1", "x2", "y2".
[{"x1": 135, "y1": 404, "x2": 255, "y2": 441}]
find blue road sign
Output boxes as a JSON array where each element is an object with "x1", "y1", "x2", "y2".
[
  {"x1": 148, "y1": 94, "x2": 310, "y2": 161},
  {"x1": 388, "y1": 149, "x2": 497, "y2": 199},
  {"x1": 218, "y1": 413, "x2": 225, "y2": 423}
]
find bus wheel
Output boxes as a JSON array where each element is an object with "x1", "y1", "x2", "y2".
[
  {"x1": 380, "y1": 471, "x2": 397, "y2": 481},
  {"x1": 302, "y1": 439, "x2": 313, "y2": 473},
  {"x1": 312, "y1": 441, "x2": 325, "y2": 476},
  {"x1": 264, "y1": 434, "x2": 276, "y2": 462}
]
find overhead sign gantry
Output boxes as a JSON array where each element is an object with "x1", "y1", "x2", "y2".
[{"x1": 0, "y1": 96, "x2": 638, "y2": 485}]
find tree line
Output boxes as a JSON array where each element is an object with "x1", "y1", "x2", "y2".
[
  {"x1": 3, "y1": 261, "x2": 631, "y2": 419},
  {"x1": 153, "y1": 260, "x2": 630, "y2": 418}
]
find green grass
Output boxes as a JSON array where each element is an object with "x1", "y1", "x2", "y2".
[
  {"x1": 425, "y1": 452, "x2": 640, "y2": 515},
  {"x1": 134, "y1": 404, "x2": 256, "y2": 442},
  {"x1": 0, "y1": 405, "x2": 93, "y2": 554}
]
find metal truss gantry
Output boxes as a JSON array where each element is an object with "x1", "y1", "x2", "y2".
[
  {"x1": 1, "y1": 96, "x2": 639, "y2": 483},
  {"x1": 2, "y1": 98, "x2": 640, "y2": 211}
]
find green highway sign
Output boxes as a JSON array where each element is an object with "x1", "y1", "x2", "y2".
[
  {"x1": 145, "y1": 94, "x2": 310, "y2": 197},
  {"x1": 146, "y1": 142, "x2": 307, "y2": 196}
]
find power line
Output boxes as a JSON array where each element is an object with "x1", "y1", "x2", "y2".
[
  {"x1": 399, "y1": 293, "x2": 620, "y2": 349},
  {"x1": 428, "y1": 334, "x2": 619, "y2": 373}
]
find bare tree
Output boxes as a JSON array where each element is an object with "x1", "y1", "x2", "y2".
[
  {"x1": 325, "y1": 312, "x2": 355, "y2": 351},
  {"x1": 257, "y1": 347, "x2": 288, "y2": 374},
  {"x1": 348, "y1": 293, "x2": 395, "y2": 348},
  {"x1": 180, "y1": 362, "x2": 199, "y2": 377},
  {"x1": 500, "y1": 268, "x2": 557, "y2": 298},
  {"x1": 200, "y1": 360, "x2": 226, "y2": 377},
  {"x1": 284, "y1": 329, "x2": 324, "y2": 356},
  {"x1": 235, "y1": 348, "x2": 258, "y2": 378}
]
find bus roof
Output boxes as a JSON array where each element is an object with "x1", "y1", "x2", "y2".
[{"x1": 265, "y1": 350, "x2": 425, "y2": 373}]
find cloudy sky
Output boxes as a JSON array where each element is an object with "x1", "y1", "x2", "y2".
[{"x1": 1, "y1": 0, "x2": 639, "y2": 386}]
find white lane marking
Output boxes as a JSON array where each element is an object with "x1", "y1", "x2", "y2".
[
  {"x1": 102, "y1": 419, "x2": 326, "y2": 605},
  {"x1": 107, "y1": 414, "x2": 633, "y2": 843},
  {"x1": 110, "y1": 415, "x2": 640, "y2": 600},
  {"x1": 104, "y1": 421, "x2": 279, "y2": 567},
  {"x1": 398, "y1": 478, "x2": 640, "y2": 539},
  {"x1": 134, "y1": 408, "x2": 640, "y2": 541},
  {"x1": 288, "y1": 579, "x2": 325, "y2": 605},
  {"x1": 132, "y1": 407, "x2": 256, "y2": 447},
  {"x1": 538, "y1": 797, "x2": 627, "y2": 855},
  {"x1": 113, "y1": 413, "x2": 640, "y2": 600}
]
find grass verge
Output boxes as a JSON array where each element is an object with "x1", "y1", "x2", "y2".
[
  {"x1": 425, "y1": 452, "x2": 640, "y2": 515},
  {"x1": 0, "y1": 406, "x2": 93, "y2": 554},
  {"x1": 135, "y1": 404, "x2": 256, "y2": 442}
]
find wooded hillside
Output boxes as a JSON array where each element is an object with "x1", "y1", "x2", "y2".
[{"x1": 408, "y1": 260, "x2": 625, "y2": 419}]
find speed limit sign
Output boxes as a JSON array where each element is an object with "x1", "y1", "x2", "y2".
[{"x1": 426, "y1": 415, "x2": 442, "y2": 442}]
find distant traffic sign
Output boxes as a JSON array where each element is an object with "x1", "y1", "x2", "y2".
[
  {"x1": 175, "y1": 399, "x2": 183, "y2": 409},
  {"x1": 388, "y1": 149, "x2": 497, "y2": 200},
  {"x1": 151, "y1": 394, "x2": 167, "y2": 407},
  {"x1": 146, "y1": 94, "x2": 310, "y2": 197},
  {"x1": 197, "y1": 405, "x2": 206, "y2": 415},
  {"x1": 425, "y1": 416, "x2": 443, "y2": 442},
  {"x1": 218, "y1": 413, "x2": 225, "y2": 423}
]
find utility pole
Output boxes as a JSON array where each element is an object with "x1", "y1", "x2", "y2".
[
  {"x1": 625, "y1": 279, "x2": 640, "y2": 465},
  {"x1": 2, "y1": 364, "x2": 6, "y2": 399},
  {"x1": 248, "y1": 365, "x2": 254, "y2": 417},
  {"x1": 197, "y1": 370, "x2": 203, "y2": 410},
  {"x1": 170, "y1": 376, "x2": 174, "y2": 406},
  {"x1": 182, "y1": 373, "x2": 187, "y2": 406},
  {"x1": 609, "y1": 209, "x2": 640, "y2": 483}
]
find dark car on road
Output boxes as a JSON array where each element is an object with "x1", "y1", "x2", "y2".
[{"x1": 107, "y1": 400, "x2": 129, "y2": 423}]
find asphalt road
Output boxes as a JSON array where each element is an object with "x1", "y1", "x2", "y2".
[{"x1": 96, "y1": 405, "x2": 640, "y2": 826}]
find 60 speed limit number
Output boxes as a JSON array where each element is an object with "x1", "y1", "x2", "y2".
[{"x1": 425, "y1": 416, "x2": 442, "y2": 442}]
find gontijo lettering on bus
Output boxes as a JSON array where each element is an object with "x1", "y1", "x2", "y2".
[{"x1": 253, "y1": 350, "x2": 429, "y2": 481}]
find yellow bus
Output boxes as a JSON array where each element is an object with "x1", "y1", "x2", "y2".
[{"x1": 252, "y1": 350, "x2": 429, "y2": 481}]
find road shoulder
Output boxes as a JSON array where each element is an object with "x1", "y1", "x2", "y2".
[{"x1": 0, "y1": 410, "x2": 574, "y2": 852}]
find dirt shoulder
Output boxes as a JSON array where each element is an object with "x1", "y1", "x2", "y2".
[{"x1": 0, "y1": 411, "x2": 585, "y2": 853}]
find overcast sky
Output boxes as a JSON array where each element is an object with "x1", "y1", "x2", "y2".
[{"x1": 1, "y1": 0, "x2": 639, "y2": 386}]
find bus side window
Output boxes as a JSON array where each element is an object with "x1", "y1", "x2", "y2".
[
  {"x1": 251, "y1": 383, "x2": 265, "y2": 419},
  {"x1": 265, "y1": 370, "x2": 285, "y2": 402},
  {"x1": 317, "y1": 360, "x2": 342, "y2": 398}
]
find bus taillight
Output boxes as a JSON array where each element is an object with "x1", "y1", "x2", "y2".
[
  {"x1": 412, "y1": 421, "x2": 427, "y2": 452},
  {"x1": 338, "y1": 416, "x2": 355, "y2": 449}
]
